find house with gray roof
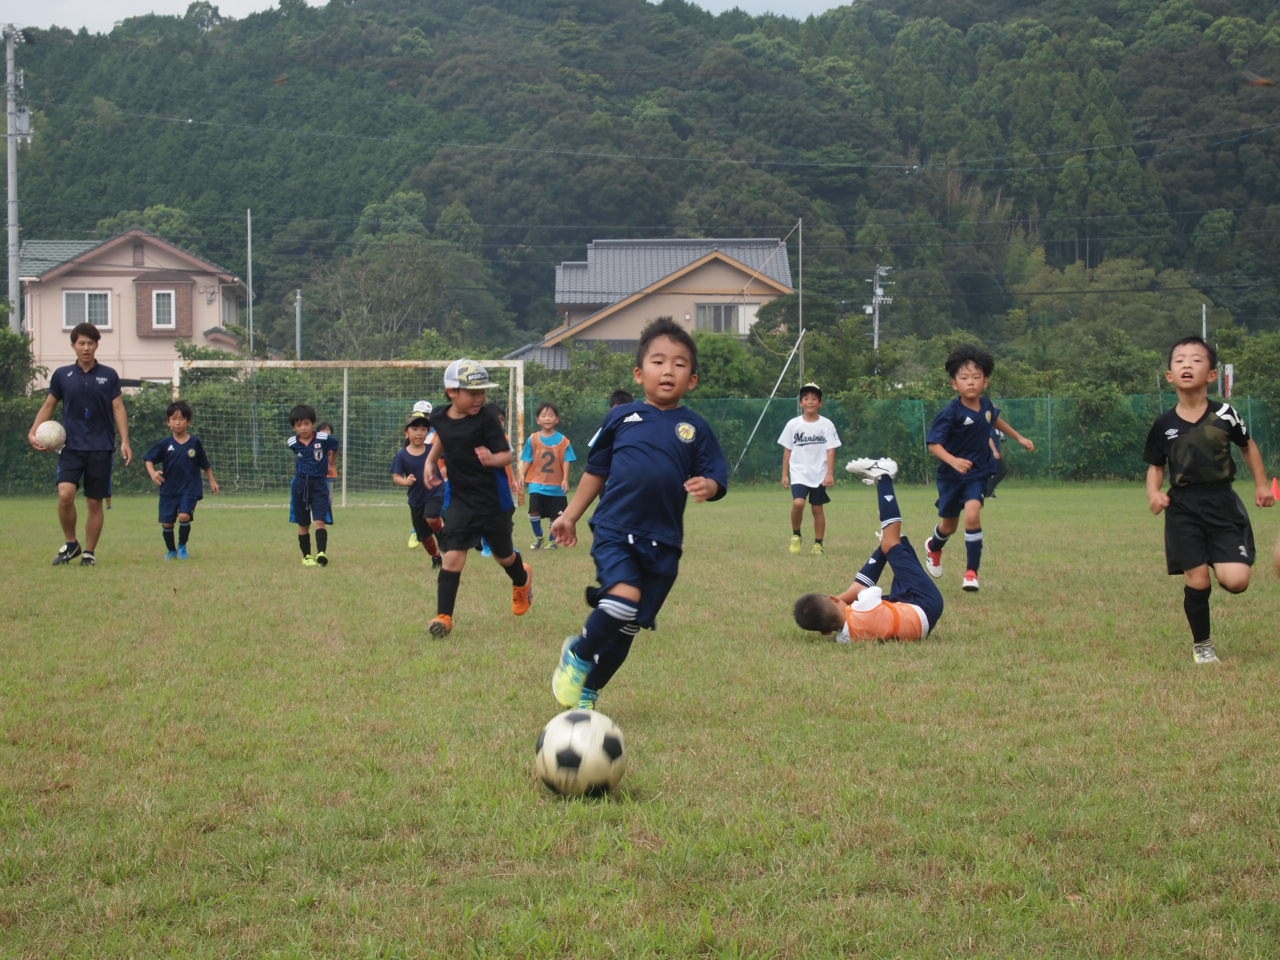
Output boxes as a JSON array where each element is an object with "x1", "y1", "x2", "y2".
[
  {"x1": 510, "y1": 238, "x2": 794, "y2": 369},
  {"x1": 19, "y1": 229, "x2": 247, "y2": 387}
]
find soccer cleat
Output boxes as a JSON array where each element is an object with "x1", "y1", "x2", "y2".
[
  {"x1": 962, "y1": 569, "x2": 980, "y2": 591},
  {"x1": 530, "y1": 536, "x2": 544, "y2": 550},
  {"x1": 577, "y1": 688, "x2": 599, "y2": 711},
  {"x1": 480, "y1": 542, "x2": 493, "y2": 558},
  {"x1": 512, "y1": 563, "x2": 534, "y2": 615},
  {"x1": 925, "y1": 539, "x2": 944, "y2": 579},
  {"x1": 552, "y1": 639, "x2": 592, "y2": 707},
  {"x1": 52, "y1": 542, "x2": 83, "y2": 566},
  {"x1": 177, "y1": 545, "x2": 189, "y2": 560},
  {"x1": 407, "y1": 531, "x2": 419, "y2": 549},
  {"x1": 164, "y1": 550, "x2": 178, "y2": 560},
  {"x1": 811, "y1": 542, "x2": 824, "y2": 556},
  {"x1": 1193, "y1": 641, "x2": 1220, "y2": 664},
  {"x1": 80, "y1": 552, "x2": 96, "y2": 567},
  {"x1": 302, "y1": 554, "x2": 318, "y2": 567},
  {"x1": 315, "y1": 552, "x2": 329, "y2": 567},
  {"x1": 845, "y1": 457, "x2": 899, "y2": 485},
  {"x1": 789, "y1": 534, "x2": 802, "y2": 555},
  {"x1": 431, "y1": 554, "x2": 443, "y2": 570},
  {"x1": 428, "y1": 614, "x2": 453, "y2": 638}
]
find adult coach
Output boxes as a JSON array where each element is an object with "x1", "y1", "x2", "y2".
[{"x1": 27, "y1": 322, "x2": 133, "y2": 566}]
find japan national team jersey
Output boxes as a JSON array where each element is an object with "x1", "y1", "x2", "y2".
[
  {"x1": 926, "y1": 395, "x2": 999, "y2": 482},
  {"x1": 288, "y1": 431, "x2": 340, "y2": 478},
  {"x1": 143, "y1": 435, "x2": 212, "y2": 500},
  {"x1": 586, "y1": 401, "x2": 729, "y2": 549},
  {"x1": 1143, "y1": 401, "x2": 1250, "y2": 488},
  {"x1": 49, "y1": 361, "x2": 122, "y2": 452},
  {"x1": 777, "y1": 414, "x2": 842, "y2": 488}
]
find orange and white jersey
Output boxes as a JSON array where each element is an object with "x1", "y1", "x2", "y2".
[
  {"x1": 522, "y1": 431, "x2": 575, "y2": 490},
  {"x1": 838, "y1": 588, "x2": 928, "y2": 642}
]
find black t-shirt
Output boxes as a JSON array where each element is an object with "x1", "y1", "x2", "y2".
[
  {"x1": 430, "y1": 404, "x2": 513, "y2": 513},
  {"x1": 1143, "y1": 401, "x2": 1250, "y2": 488}
]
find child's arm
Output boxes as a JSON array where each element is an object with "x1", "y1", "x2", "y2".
[
  {"x1": 780, "y1": 447, "x2": 792, "y2": 487},
  {"x1": 824, "y1": 447, "x2": 837, "y2": 487},
  {"x1": 423, "y1": 436, "x2": 445, "y2": 488},
  {"x1": 474, "y1": 446, "x2": 513, "y2": 469},
  {"x1": 1146, "y1": 463, "x2": 1169, "y2": 515},
  {"x1": 993, "y1": 415, "x2": 1035, "y2": 453},
  {"x1": 1242, "y1": 438, "x2": 1275, "y2": 508},
  {"x1": 928, "y1": 442, "x2": 972, "y2": 474},
  {"x1": 551, "y1": 473, "x2": 606, "y2": 547},
  {"x1": 145, "y1": 458, "x2": 164, "y2": 487},
  {"x1": 684, "y1": 476, "x2": 722, "y2": 502},
  {"x1": 205, "y1": 468, "x2": 220, "y2": 495}
]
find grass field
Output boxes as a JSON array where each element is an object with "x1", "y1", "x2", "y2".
[{"x1": 2, "y1": 481, "x2": 1279, "y2": 959}]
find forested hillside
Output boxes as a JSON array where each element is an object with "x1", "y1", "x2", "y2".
[{"x1": 9, "y1": 0, "x2": 1280, "y2": 399}]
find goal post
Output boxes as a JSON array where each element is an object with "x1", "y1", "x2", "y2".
[{"x1": 171, "y1": 359, "x2": 525, "y2": 506}]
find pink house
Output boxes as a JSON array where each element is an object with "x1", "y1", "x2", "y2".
[{"x1": 19, "y1": 229, "x2": 247, "y2": 387}]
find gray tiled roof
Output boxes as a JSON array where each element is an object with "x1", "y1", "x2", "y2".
[
  {"x1": 555, "y1": 238, "x2": 793, "y2": 305},
  {"x1": 18, "y1": 240, "x2": 102, "y2": 278}
]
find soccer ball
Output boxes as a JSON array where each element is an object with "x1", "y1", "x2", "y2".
[
  {"x1": 35, "y1": 420, "x2": 66, "y2": 452},
  {"x1": 535, "y1": 709, "x2": 628, "y2": 797}
]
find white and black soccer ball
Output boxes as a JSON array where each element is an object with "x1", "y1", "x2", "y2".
[{"x1": 535, "y1": 709, "x2": 628, "y2": 797}]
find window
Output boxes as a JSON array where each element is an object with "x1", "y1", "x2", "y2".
[
  {"x1": 695, "y1": 303, "x2": 741, "y2": 334},
  {"x1": 64, "y1": 291, "x2": 111, "y2": 329},
  {"x1": 153, "y1": 290, "x2": 176, "y2": 329}
]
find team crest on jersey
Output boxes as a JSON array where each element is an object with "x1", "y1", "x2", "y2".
[
  {"x1": 676, "y1": 422, "x2": 696, "y2": 443},
  {"x1": 187, "y1": 448, "x2": 197, "y2": 459}
]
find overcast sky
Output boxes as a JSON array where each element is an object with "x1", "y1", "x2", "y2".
[{"x1": 7, "y1": 0, "x2": 848, "y2": 36}]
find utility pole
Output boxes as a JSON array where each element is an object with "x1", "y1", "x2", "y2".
[
  {"x1": 863, "y1": 265, "x2": 893, "y2": 352},
  {"x1": 5, "y1": 23, "x2": 28, "y2": 334}
]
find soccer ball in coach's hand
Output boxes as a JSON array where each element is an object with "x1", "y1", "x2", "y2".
[
  {"x1": 35, "y1": 420, "x2": 66, "y2": 452},
  {"x1": 535, "y1": 710, "x2": 628, "y2": 797}
]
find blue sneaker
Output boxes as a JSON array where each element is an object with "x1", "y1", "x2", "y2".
[
  {"x1": 552, "y1": 638, "x2": 591, "y2": 707},
  {"x1": 177, "y1": 545, "x2": 189, "y2": 560},
  {"x1": 164, "y1": 550, "x2": 178, "y2": 560}
]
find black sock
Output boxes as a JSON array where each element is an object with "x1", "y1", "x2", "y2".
[
  {"x1": 1184, "y1": 585, "x2": 1212, "y2": 644},
  {"x1": 299, "y1": 533, "x2": 311, "y2": 557},
  {"x1": 163, "y1": 528, "x2": 176, "y2": 551},
  {"x1": 437, "y1": 569, "x2": 461, "y2": 617},
  {"x1": 792, "y1": 529, "x2": 801, "y2": 537},
  {"x1": 178, "y1": 521, "x2": 191, "y2": 546},
  {"x1": 504, "y1": 552, "x2": 528, "y2": 586},
  {"x1": 316, "y1": 528, "x2": 328, "y2": 554}
]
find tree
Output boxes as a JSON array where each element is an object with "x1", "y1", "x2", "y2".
[{"x1": 0, "y1": 328, "x2": 44, "y2": 395}]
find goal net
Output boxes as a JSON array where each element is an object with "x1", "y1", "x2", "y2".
[{"x1": 170, "y1": 359, "x2": 525, "y2": 506}]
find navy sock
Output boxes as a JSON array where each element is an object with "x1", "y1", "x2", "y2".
[
  {"x1": 964, "y1": 528, "x2": 983, "y2": 572},
  {"x1": 178, "y1": 521, "x2": 191, "y2": 546}
]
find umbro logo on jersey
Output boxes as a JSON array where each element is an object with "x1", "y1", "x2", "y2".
[
  {"x1": 1164, "y1": 428, "x2": 1180, "y2": 440},
  {"x1": 622, "y1": 412, "x2": 644, "y2": 423}
]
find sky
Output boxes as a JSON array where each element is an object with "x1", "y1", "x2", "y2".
[{"x1": 7, "y1": 0, "x2": 848, "y2": 36}]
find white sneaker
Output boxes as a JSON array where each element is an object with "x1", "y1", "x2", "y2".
[
  {"x1": 1193, "y1": 641, "x2": 1220, "y2": 664},
  {"x1": 845, "y1": 457, "x2": 899, "y2": 485}
]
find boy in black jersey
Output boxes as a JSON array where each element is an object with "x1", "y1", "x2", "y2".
[{"x1": 1143, "y1": 336, "x2": 1274, "y2": 663}]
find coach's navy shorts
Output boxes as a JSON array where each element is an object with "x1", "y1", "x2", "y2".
[
  {"x1": 590, "y1": 526, "x2": 682, "y2": 630},
  {"x1": 56, "y1": 449, "x2": 113, "y2": 500},
  {"x1": 934, "y1": 475, "x2": 990, "y2": 519}
]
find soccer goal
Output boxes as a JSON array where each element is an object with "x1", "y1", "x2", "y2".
[{"x1": 170, "y1": 359, "x2": 525, "y2": 506}]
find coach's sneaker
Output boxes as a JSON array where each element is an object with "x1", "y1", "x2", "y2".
[
  {"x1": 789, "y1": 534, "x2": 802, "y2": 555},
  {"x1": 553, "y1": 640, "x2": 592, "y2": 707},
  {"x1": 512, "y1": 563, "x2": 534, "y2": 615},
  {"x1": 845, "y1": 457, "x2": 899, "y2": 485},
  {"x1": 428, "y1": 614, "x2": 453, "y2": 638},
  {"x1": 1193, "y1": 641, "x2": 1220, "y2": 664},
  {"x1": 811, "y1": 542, "x2": 825, "y2": 556},
  {"x1": 80, "y1": 552, "x2": 96, "y2": 567},
  {"x1": 407, "y1": 531, "x2": 419, "y2": 549},
  {"x1": 177, "y1": 545, "x2": 189, "y2": 560},
  {"x1": 962, "y1": 569, "x2": 980, "y2": 592},
  {"x1": 530, "y1": 536, "x2": 544, "y2": 551},
  {"x1": 164, "y1": 550, "x2": 178, "y2": 560},
  {"x1": 925, "y1": 539, "x2": 944, "y2": 579},
  {"x1": 302, "y1": 554, "x2": 318, "y2": 567},
  {"x1": 52, "y1": 542, "x2": 83, "y2": 566}
]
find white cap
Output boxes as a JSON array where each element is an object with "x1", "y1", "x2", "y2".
[
  {"x1": 412, "y1": 400, "x2": 433, "y2": 416},
  {"x1": 443, "y1": 359, "x2": 499, "y2": 390}
]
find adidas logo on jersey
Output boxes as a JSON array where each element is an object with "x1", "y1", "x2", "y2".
[
  {"x1": 962, "y1": 415, "x2": 975, "y2": 426},
  {"x1": 622, "y1": 412, "x2": 644, "y2": 423}
]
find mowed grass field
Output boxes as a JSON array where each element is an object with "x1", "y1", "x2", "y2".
[{"x1": 3, "y1": 481, "x2": 1280, "y2": 959}]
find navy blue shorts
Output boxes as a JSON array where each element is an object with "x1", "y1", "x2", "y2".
[
  {"x1": 290, "y1": 475, "x2": 334, "y2": 526},
  {"x1": 882, "y1": 536, "x2": 945, "y2": 633},
  {"x1": 56, "y1": 449, "x2": 114, "y2": 500},
  {"x1": 790, "y1": 483, "x2": 831, "y2": 506},
  {"x1": 158, "y1": 493, "x2": 201, "y2": 524},
  {"x1": 590, "y1": 528, "x2": 682, "y2": 630},
  {"x1": 934, "y1": 475, "x2": 989, "y2": 519}
]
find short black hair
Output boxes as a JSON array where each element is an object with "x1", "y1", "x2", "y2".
[
  {"x1": 1168, "y1": 335, "x2": 1217, "y2": 369},
  {"x1": 536, "y1": 402, "x2": 560, "y2": 417},
  {"x1": 608, "y1": 389, "x2": 634, "y2": 407},
  {"x1": 289, "y1": 404, "x2": 318, "y2": 426},
  {"x1": 165, "y1": 400, "x2": 193, "y2": 420},
  {"x1": 69, "y1": 322, "x2": 101, "y2": 344},
  {"x1": 636, "y1": 316, "x2": 698, "y2": 374},
  {"x1": 793, "y1": 593, "x2": 844, "y2": 633},
  {"x1": 945, "y1": 343, "x2": 994, "y2": 379}
]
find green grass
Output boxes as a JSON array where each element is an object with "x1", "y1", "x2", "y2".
[{"x1": 2, "y1": 483, "x2": 1279, "y2": 958}]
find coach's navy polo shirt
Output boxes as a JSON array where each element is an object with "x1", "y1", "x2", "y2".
[{"x1": 49, "y1": 361, "x2": 122, "y2": 452}]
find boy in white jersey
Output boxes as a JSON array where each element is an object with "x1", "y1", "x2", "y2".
[
  {"x1": 778, "y1": 382, "x2": 841, "y2": 556},
  {"x1": 792, "y1": 457, "x2": 944, "y2": 643}
]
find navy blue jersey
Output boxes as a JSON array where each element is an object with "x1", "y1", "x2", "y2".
[
  {"x1": 392, "y1": 445, "x2": 442, "y2": 512},
  {"x1": 287, "y1": 431, "x2": 340, "y2": 478},
  {"x1": 926, "y1": 395, "x2": 999, "y2": 482},
  {"x1": 143, "y1": 434, "x2": 211, "y2": 500},
  {"x1": 48, "y1": 361, "x2": 122, "y2": 452},
  {"x1": 586, "y1": 401, "x2": 729, "y2": 549},
  {"x1": 1143, "y1": 401, "x2": 1250, "y2": 489},
  {"x1": 430, "y1": 405, "x2": 513, "y2": 513}
]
